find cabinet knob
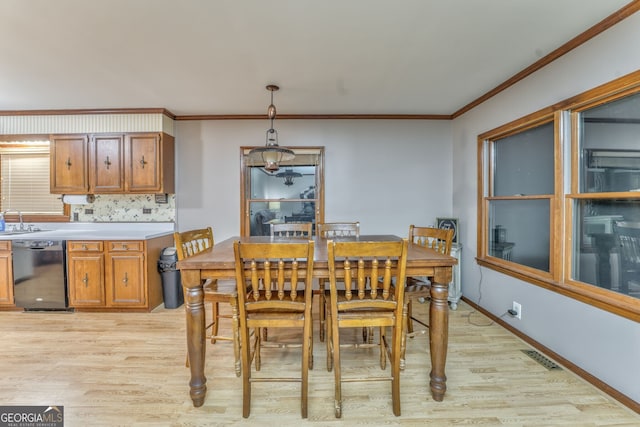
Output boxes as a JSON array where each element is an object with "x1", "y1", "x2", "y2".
[
  {"x1": 82, "y1": 244, "x2": 87, "y2": 250},
  {"x1": 139, "y1": 156, "x2": 147, "y2": 169},
  {"x1": 122, "y1": 272, "x2": 128, "y2": 285},
  {"x1": 104, "y1": 156, "x2": 111, "y2": 169},
  {"x1": 82, "y1": 273, "x2": 89, "y2": 287},
  {"x1": 65, "y1": 157, "x2": 72, "y2": 169}
]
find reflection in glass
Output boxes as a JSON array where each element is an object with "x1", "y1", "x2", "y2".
[
  {"x1": 248, "y1": 165, "x2": 317, "y2": 236},
  {"x1": 493, "y1": 122, "x2": 554, "y2": 197},
  {"x1": 580, "y1": 91, "x2": 640, "y2": 193},
  {"x1": 572, "y1": 199, "x2": 640, "y2": 299},
  {"x1": 488, "y1": 199, "x2": 550, "y2": 272}
]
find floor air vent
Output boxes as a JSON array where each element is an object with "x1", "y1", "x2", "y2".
[{"x1": 521, "y1": 350, "x2": 562, "y2": 370}]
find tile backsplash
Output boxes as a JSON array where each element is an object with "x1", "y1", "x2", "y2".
[{"x1": 70, "y1": 194, "x2": 175, "y2": 222}]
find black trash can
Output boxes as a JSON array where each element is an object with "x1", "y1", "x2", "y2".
[{"x1": 158, "y1": 247, "x2": 184, "y2": 309}]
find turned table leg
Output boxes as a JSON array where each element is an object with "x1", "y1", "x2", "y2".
[
  {"x1": 182, "y1": 269, "x2": 207, "y2": 407},
  {"x1": 428, "y1": 267, "x2": 450, "y2": 401}
]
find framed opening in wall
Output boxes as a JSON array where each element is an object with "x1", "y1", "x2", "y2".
[{"x1": 240, "y1": 147, "x2": 324, "y2": 236}]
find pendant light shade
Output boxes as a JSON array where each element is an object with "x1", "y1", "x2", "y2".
[
  {"x1": 248, "y1": 85, "x2": 294, "y2": 171},
  {"x1": 275, "y1": 168, "x2": 303, "y2": 186}
]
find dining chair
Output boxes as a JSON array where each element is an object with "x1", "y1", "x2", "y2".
[
  {"x1": 316, "y1": 222, "x2": 360, "y2": 342},
  {"x1": 270, "y1": 222, "x2": 313, "y2": 238},
  {"x1": 264, "y1": 221, "x2": 313, "y2": 342},
  {"x1": 614, "y1": 221, "x2": 640, "y2": 295},
  {"x1": 325, "y1": 238, "x2": 409, "y2": 418},
  {"x1": 234, "y1": 240, "x2": 315, "y2": 418},
  {"x1": 402, "y1": 225, "x2": 453, "y2": 366},
  {"x1": 174, "y1": 227, "x2": 240, "y2": 376}
]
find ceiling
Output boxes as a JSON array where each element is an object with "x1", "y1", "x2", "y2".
[{"x1": 0, "y1": 0, "x2": 634, "y2": 117}]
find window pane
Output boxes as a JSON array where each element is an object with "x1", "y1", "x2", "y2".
[
  {"x1": 493, "y1": 122, "x2": 554, "y2": 196},
  {"x1": 1, "y1": 153, "x2": 63, "y2": 215},
  {"x1": 489, "y1": 199, "x2": 550, "y2": 272},
  {"x1": 579, "y1": 92, "x2": 640, "y2": 193},
  {"x1": 572, "y1": 199, "x2": 640, "y2": 299},
  {"x1": 249, "y1": 201, "x2": 315, "y2": 236},
  {"x1": 249, "y1": 166, "x2": 316, "y2": 200}
]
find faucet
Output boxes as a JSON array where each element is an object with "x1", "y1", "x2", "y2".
[{"x1": 3, "y1": 210, "x2": 24, "y2": 231}]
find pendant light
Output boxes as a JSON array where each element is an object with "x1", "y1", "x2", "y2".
[
  {"x1": 248, "y1": 85, "x2": 295, "y2": 172},
  {"x1": 276, "y1": 168, "x2": 303, "y2": 186}
]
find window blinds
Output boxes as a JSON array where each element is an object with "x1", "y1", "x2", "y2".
[{"x1": 1, "y1": 153, "x2": 63, "y2": 214}]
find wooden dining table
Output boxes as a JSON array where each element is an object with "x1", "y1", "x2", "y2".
[{"x1": 177, "y1": 234, "x2": 457, "y2": 407}]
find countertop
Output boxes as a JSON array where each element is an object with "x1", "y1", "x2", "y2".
[{"x1": 0, "y1": 222, "x2": 175, "y2": 241}]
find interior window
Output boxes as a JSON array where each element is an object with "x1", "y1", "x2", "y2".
[{"x1": 241, "y1": 147, "x2": 324, "y2": 236}]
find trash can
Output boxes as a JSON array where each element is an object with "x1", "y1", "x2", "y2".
[{"x1": 158, "y1": 247, "x2": 184, "y2": 309}]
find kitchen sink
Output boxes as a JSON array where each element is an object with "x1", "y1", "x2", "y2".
[{"x1": 0, "y1": 229, "x2": 50, "y2": 236}]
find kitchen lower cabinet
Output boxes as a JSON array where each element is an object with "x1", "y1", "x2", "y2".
[
  {"x1": 67, "y1": 235, "x2": 170, "y2": 311},
  {"x1": 67, "y1": 241, "x2": 105, "y2": 307},
  {"x1": 105, "y1": 241, "x2": 145, "y2": 307},
  {"x1": 0, "y1": 241, "x2": 14, "y2": 306}
]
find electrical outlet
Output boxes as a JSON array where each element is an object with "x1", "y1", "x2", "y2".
[
  {"x1": 143, "y1": 208, "x2": 152, "y2": 214},
  {"x1": 512, "y1": 301, "x2": 522, "y2": 319}
]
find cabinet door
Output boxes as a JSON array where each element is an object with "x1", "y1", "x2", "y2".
[
  {"x1": 50, "y1": 134, "x2": 89, "y2": 194},
  {"x1": 0, "y1": 243, "x2": 14, "y2": 306},
  {"x1": 90, "y1": 134, "x2": 125, "y2": 193},
  {"x1": 126, "y1": 133, "x2": 162, "y2": 192},
  {"x1": 105, "y1": 252, "x2": 145, "y2": 307},
  {"x1": 68, "y1": 253, "x2": 105, "y2": 306}
]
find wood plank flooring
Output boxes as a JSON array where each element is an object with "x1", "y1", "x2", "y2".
[{"x1": 0, "y1": 300, "x2": 637, "y2": 426}]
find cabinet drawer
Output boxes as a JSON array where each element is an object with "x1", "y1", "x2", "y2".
[
  {"x1": 108, "y1": 241, "x2": 143, "y2": 252},
  {"x1": 68, "y1": 241, "x2": 104, "y2": 252},
  {"x1": 0, "y1": 241, "x2": 11, "y2": 251}
]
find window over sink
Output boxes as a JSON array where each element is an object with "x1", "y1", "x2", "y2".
[{"x1": 0, "y1": 137, "x2": 68, "y2": 221}]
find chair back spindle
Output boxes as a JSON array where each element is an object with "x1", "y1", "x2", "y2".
[{"x1": 270, "y1": 222, "x2": 313, "y2": 238}]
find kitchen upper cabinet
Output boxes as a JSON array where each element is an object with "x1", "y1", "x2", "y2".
[
  {"x1": 0, "y1": 241, "x2": 14, "y2": 306},
  {"x1": 50, "y1": 134, "x2": 90, "y2": 193},
  {"x1": 126, "y1": 133, "x2": 175, "y2": 193},
  {"x1": 90, "y1": 134, "x2": 125, "y2": 193},
  {"x1": 50, "y1": 132, "x2": 174, "y2": 194}
]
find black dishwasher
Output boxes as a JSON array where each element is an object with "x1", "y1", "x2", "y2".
[{"x1": 13, "y1": 239, "x2": 69, "y2": 311}]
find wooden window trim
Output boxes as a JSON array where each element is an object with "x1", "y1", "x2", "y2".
[
  {"x1": 0, "y1": 135, "x2": 70, "y2": 222},
  {"x1": 239, "y1": 147, "x2": 325, "y2": 237},
  {"x1": 477, "y1": 71, "x2": 640, "y2": 322}
]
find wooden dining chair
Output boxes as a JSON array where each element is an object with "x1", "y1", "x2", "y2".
[
  {"x1": 325, "y1": 238, "x2": 409, "y2": 418},
  {"x1": 174, "y1": 227, "x2": 240, "y2": 376},
  {"x1": 264, "y1": 221, "x2": 313, "y2": 343},
  {"x1": 316, "y1": 222, "x2": 360, "y2": 342},
  {"x1": 234, "y1": 240, "x2": 315, "y2": 418},
  {"x1": 400, "y1": 225, "x2": 454, "y2": 368},
  {"x1": 270, "y1": 222, "x2": 313, "y2": 238}
]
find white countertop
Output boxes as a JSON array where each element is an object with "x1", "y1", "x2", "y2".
[{"x1": 0, "y1": 222, "x2": 175, "y2": 241}]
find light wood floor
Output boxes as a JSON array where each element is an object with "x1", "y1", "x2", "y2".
[{"x1": 0, "y1": 299, "x2": 637, "y2": 426}]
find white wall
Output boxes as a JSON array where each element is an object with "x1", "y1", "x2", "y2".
[
  {"x1": 451, "y1": 13, "x2": 640, "y2": 403},
  {"x1": 175, "y1": 119, "x2": 452, "y2": 241}
]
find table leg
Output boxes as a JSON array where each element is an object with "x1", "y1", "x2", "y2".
[
  {"x1": 429, "y1": 267, "x2": 450, "y2": 401},
  {"x1": 182, "y1": 269, "x2": 207, "y2": 407}
]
